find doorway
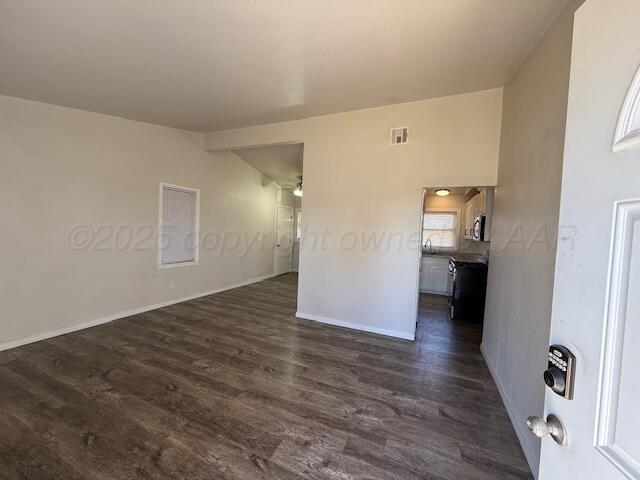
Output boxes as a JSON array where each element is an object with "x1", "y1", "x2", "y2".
[{"x1": 416, "y1": 185, "x2": 494, "y2": 331}]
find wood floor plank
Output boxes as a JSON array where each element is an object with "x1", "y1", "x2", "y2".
[
  {"x1": 48, "y1": 336, "x2": 285, "y2": 460},
  {"x1": 0, "y1": 273, "x2": 531, "y2": 479},
  {"x1": 0, "y1": 410, "x2": 83, "y2": 480}
]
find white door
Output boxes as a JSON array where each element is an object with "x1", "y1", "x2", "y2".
[
  {"x1": 537, "y1": 1, "x2": 640, "y2": 478},
  {"x1": 274, "y1": 205, "x2": 293, "y2": 276}
]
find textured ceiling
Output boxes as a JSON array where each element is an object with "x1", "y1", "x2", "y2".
[{"x1": 0, "y1": 0, "x2": 569, "y2": 132}]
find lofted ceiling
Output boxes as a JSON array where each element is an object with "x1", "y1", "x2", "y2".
[
  {"x1": 0, "y1": 0, "x2": 569, "y2": 132},
  {"x1": 233, "y1": 144, "x2": 303, "y2": 190}
]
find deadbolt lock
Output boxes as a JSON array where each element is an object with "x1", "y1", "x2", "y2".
[{"x1": 545, "y1": 345, "x2": 576, "y2": 399}]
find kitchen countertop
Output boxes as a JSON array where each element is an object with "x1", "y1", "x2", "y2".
[
  {"x1": 422, "y1": 251, "x2": 488, "y2": 264},
  {"x1": 421, "y1": 251, "x2": 451, "y2": 258}
]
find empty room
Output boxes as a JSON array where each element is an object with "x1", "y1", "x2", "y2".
[{"x1": 1, "y1": 1, "x2": 639, "y2": 479}]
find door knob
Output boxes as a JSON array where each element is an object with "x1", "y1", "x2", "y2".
[{"x1": 527, "y1": 414, "x2": 567, "y2": 447}]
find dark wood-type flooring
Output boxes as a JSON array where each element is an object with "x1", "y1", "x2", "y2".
[{"x1": 0, "y1": 273, "x2": 531, "y2": 479}]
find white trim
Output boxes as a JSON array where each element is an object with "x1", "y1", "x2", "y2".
[
  {"x1": 613, "y1": 64, "x2": 640, "y2": 153},
  {"x1": 274, "y1": 204, "x2": 294, "y2": 275},
  {"x1": 158, "y1": 182, "x2": 201, "y2": 269},
  {"x1": 413, "y1": 188, "x2": 426, "y2": 337},
  {"x1": 158, "y1": 260, "x2": 199, "y2": 270},
  {"x1": 294, "y1": 207, "x2": 302, "y2": 241},
  {"x1": 594, "y1": 198, "x2": 640, "y2": 478},
  {"x1": 481, "y1": 342, "x2": 538, "y2": 478},
  {"x1": 295, "y1": 311, "x2": 415, "y2": 341},
  {"x1": 0, "y1": 273, "x2": 276, "y2": 352}
]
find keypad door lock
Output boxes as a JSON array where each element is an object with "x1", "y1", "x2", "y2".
[{"x1": 545, "y1": 345, "x2": 576, "y2": 399}]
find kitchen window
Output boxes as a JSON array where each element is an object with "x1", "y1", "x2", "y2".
[{"x1": 422, "y1": 210, "x2": 458, "y2": 250}]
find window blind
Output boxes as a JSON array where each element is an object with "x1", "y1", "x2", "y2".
[
  {"x1": 161, "y1": 186, "x2": 198, "y2": 265},
  {"x1": 423, "y1": 212, "x2": 457, "y2": 249}
]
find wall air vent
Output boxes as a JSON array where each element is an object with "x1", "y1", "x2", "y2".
[{"x1": 390, "y1": 127, "x2": 409, "y2": 145}]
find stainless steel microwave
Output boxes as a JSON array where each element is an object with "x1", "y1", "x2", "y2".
[{"x1": 472, "y1": 214, "x2": 487, "y2": 241}]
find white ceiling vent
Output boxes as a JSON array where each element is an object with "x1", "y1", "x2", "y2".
[{"x1": 390, "y1": 127, "x2": 409, "y2": 145}]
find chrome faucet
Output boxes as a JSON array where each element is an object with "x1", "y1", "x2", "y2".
[{"x1": 424, "y1": 239, "x2": 434, "y2": 254}]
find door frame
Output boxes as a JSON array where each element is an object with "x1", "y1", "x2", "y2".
[
  {"x1": 274, "y1": 204, "x2": 294, "y2": 275},
  {"x1": 415, "y1": 186, "x2": 494, "y2": 327},
  {"x1": 292, "y1": 207, "x2": 302, "y2": 272}
]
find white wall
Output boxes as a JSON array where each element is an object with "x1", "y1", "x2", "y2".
[
  {"x1": 205, "y1": 89, "x2": 503, "y2": 339},
  {"x1": 0, "y1": 95, "x2": 278, "y2": 348},
  {"x1": 481, "y1": 1, "x2": 582, "y2": 475}
]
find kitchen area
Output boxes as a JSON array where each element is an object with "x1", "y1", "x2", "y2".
[{"x1": 419, "y1": 186, "x2": 493, "y2": 324}]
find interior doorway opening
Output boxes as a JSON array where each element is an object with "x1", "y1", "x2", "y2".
[
  {"x1": 416, "y1": 185, "x2": 494, "y2": 338},
  {"x1": 230, "y1": 143, "x2": 304, "y2": 294}
]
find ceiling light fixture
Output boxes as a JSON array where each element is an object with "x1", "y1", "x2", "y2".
[
  {"x1": 435, "y1": 188, "x2": 451, "y2": 197},
  {"x1": 293, "y1": 177, "x2": 303, "y2": 197}
]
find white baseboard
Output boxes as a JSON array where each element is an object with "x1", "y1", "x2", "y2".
[
  {"x1": 295, "y1": 311, "x2": 415, "y2": 341},
  {"x1": 0, "y1": 272, "x2": 277, "y2": 352},
  {"x1": 481, "y1": 342, "x2": 538, "y2": 478}
]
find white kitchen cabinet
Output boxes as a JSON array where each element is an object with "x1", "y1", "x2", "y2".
[
  {"x1": 463, "y1": 187, "x2": 494, "y2": 240},
  {"x1": 420, "y1": 255, "x2": 452, "y2": 295},
  {"x1": 464, "y1": 197, "x2": 476, "y2": 239},
  {"x1": 419, "y1": 262, "x2": 430, "y2": 292}
]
